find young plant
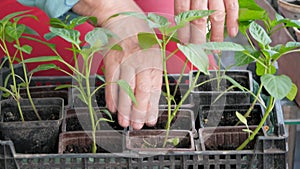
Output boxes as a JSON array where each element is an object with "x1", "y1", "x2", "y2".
[
  {"x1": 235, "y1": 0, "x2": 299, "y2": 150},
  {"x1": 236, "y1": 111, "x2": 253, "y2": 137},
  {"x1": 113, "y1": 10, "x2": 245, "y2": 147},
  {"x1": 0, "y1": 11, "x2": 41, "y2": 121},
  {"x1": 24, "y1": 16, "x2": 135, "y2": 153}
]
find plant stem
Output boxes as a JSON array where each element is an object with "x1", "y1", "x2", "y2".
[
  {"x1": 237, "y1": 96, "x2": 274, "y2": 150},
  {"x1": 16, "y1": 39, "x2": 41, "y2": 121}
]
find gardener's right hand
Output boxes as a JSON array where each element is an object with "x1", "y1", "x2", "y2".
[{"x1": 73, "y1": 0, "x2": 163, "y2": 130}]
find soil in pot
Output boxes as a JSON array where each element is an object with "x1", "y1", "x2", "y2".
[
  {"x1": 197, "y1": 104, "x2": 264, "y2": 128},
  {"x1": 126, "y1": 130, "x2": 194, "y2": 151},
  {"x1": 59, "y1": 131, "x2": 124, "y2": 154},
  {"x1": 62, "y1": 108, "x2": 123, "y2": 132},
  {"x1": 192, "y1": 70, "x2": 252, "y2": 105},
  {"x1": 199, "y1": 126, "x2": 265, "y2": 151},
  {"x1": 0, "y1": 98, "x2": 63, "y2": 154}
]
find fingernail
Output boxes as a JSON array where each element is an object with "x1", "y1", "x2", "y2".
[
  {"x1": 118, "y1": 115, "x2": 129, "y2": 128},
  {"x1": 132, "y1": 122, "x2": 144, "y2": 130},
  {"x1": 230, "y1": 27, "x2": 238, "y2": 37}
]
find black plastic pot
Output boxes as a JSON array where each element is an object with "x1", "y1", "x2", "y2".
[
  {"x1": 62, "y1": 108, "x2": 123, "y2": 132},
  {"x1": 197, "y1": 104, "x2": 264, "y2": 129},
  {"x1": 126, "y1": 130, "x2": 195, "y2": 152},
  {"x1": 199, "y1": 126, "x2": 266, "y2": 151},
  {"x1": 58, "y1": 130, "x2": 124, "y2": 154},
  {"x1": 0, "y1": 98, "x2": 64, "y2": 154},
  {"x1": 191, "y1": 70, "x2": 253, "y2": 106}
]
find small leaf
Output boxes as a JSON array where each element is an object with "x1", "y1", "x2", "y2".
[
  {"x1": 50, "y1": 27, "x2": 81, "y2": 46},
  {"x1": 23, "y1": 25, "x2": 39, "y2": 36},
  {"x1": 100, "y1": 109, "x2": 113, "y2": 121},
  {"x1": 117, "y1": 80, "x2": 137, "y2": 104},
  {"x1": 242, "y1": 129, "x2": 253, "y2": 133},
  {"x1": 261, "y1": 74, "x2": 292, "y2": 100},
  {"x1": 5, "y1": 24, "x2": 26, "y2": 40},
  {"x1": 96, "y1": 74, "x2": 105, "y2": 83},
  {"x1": 286, "y1": 83, "x2": 298, "y2": 101},
  {"x1": 111, "y1": 44, "x2": 123, "y2": 51},
  {"x1": 49, "y1": 18, "x2": 66, "y2": 28},
  {"x1": 249, "y1": 21, "x2": 271, "y2": 46},
  {"x1": 70, "y1": 16, "x2": 98, "y2": 28},
  {"x1": 138, "y1": 32, "x2": 159, "y2": 49},
  {"x1": 175, "y1": 10, "x2": 214, "y2": 25},
  {"x1": 234, "y1": 49, "x2": 258, "y2": 66},
  {"x1": 236, "y1": 111, "x2": 247, "y2": 126},
  {"x1": 223, "y1": 75, "x2": 245, "y2": 91},
  {"x1": 177, "y1": 43, "x2": 209, "y2": 74},
  {"x1": 30, "y1": 64, "x2": 59, "y2": 74},
  {"x1": 13, "y1": 44, "x2": 32, "y2": 54},
  {"x1": 44, "y1": 32, "x2": 57, "y2": 40},
  {"x1": 146, "y1": 13, "x2": 170, "y2": 29},
  {"x1": 55, "y1": 84, "x2": 73, "y2": 90}
]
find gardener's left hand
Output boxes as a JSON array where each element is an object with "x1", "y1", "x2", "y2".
[{"x1": 174, "y1": 0, "x2": 239, "y2": 44}]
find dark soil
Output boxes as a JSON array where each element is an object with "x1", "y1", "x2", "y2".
[
  {"x1": 197, "y1": 72, "x2": 250, "y2": 92},
  {"x1": 64, "y1": 144, "x2": 111, "y2": 153},
  {"x1": 2, "y1": 105, "x2": 61, "y2": 122},
  {"x1": 198, "y1": 104, "x2": 263, "y2": 128},
  {"x1": 65, "y1": 109, "x2": 123, "y2": 131}
]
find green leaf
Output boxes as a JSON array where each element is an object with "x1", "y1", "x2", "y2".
[
  {"x1": 2, "y1": 10, "x2": 31, "y2": 23},
  {"x1": 256, "y1": 61, "x2": 265, "y2": 76},
  {"x1": 100, "y1": 109, "x2": 113, "y2": 121},
  {"x1": 111, "y1": 44, "x2": 123, "y2": 51},
  {"x1": 177, "y1": 43, "x2": 209, "y2": 74},
  {"x1": 261, "y1": 74, "x2": 292, "y2": 100},
  {"x1": 175, "y1": 10, "x2": 214, "y2": 25},
  {"x1": 238, "y1": 0, "x2": 266, "y2": 22},
  {"x1": 5, "y1": 24, "x2": 26, "y2": 40},
  {"x1": 30, "y1": 64, "x2": 59, "y2": 74},
  {"x1": 286, "y1": 83, "x2": 298, "y2": 101},
  {"x1": 146, "y1": 13, "x2": 170, "y2": 29},
  {"x1": 138, "y1": 32, "x2": 159, "y2": 49},
  {"x1": 234, "y1": 49, "x2": 258, "y2": 66},
  {"x1": 49, "y1": 27, "x2": 81, "y2": 46},
  {"x1": 23, "y1": 25, "x2": 39, "y2": 36},
  {"x1": 55, "y1": 84, "x2": 74, "y2": 90},
  {"x1": 236, "y1": 111, "x2": 247, "y2": 126},
  {"x1": 199, "y1": 42, "x2": 245, "y2": 51},
  {"x1": 117, "y1": 80, "x2": 137, "y2": 104},
  {"x1": 242, "y1": 129, "x2": 253, "y2": 133},
  {"x1": 13, "y1": 44, "x2": 32, "y2": 54},
  {"x1": 249, "y1": 21, "x2": 271, "y2": 46},
  {"x1": 70, "y1": 16, "x2": 98, "y2": 28},
  {"x1": 49, "y1": 18, "x2": 67, "y2": 28},
  {"x1": 44, "y1": 32, "x2": 57, "y2": 40},
  {"x1": 108, "y1": 12, "x2": 147, "y2": 21},
  {"x1": 96, "y1": 74, "x2": 105, "y2": 83},
  {"x1": 85, "y1": 28, "x2": 108, "y2": 47},
  {"x1": 23, "y1": 56, "x2": 62, "y2": 63}
]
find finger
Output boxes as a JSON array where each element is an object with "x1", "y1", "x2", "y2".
[
  {"x1": 190, "y1": 0, "x2": 208, "y2": 44},
  {"x1": 224, "y1": 0, "x2": 239, "y2": 37},
  {"x1": 117, "y1": 64, "x2": 135, "y2": 128},
  {"x1": 131, "y1": 70, "x2": 152, "y2": 130},
  {"x1": 174, "y1": 0, "x2": 191, "y2": 44},
  {"x1": 146, "y1": 69, "x2": 162, "y2": 126},
  {"x1": 104, "y1": 51, "x2": 122, "y2": 113},
  {"x1": 209, "y1": 0, "x2": 226, "y2": 42}
]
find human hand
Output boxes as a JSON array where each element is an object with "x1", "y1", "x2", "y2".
[
  {"x1": 174, "y1": 0, "x2": 239, "y2": 44},
  {"x1": 73, "y1": 0, "x2": 163, "y2": 130}
]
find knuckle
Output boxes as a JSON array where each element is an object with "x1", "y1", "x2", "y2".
[
  {"x1": 191, "y1": 17, "x2": 208, "y2": 26},
  {"x1": 210, "y1": 11, "x2": 226, "y2": 23},
  {"x1": 225, "y1": 0, "x2": 239, "y2": 10}
]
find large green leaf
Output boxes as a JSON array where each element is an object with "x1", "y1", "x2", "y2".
[
  {"x1": 85, "y1": 28, "x2": 108, "y2": 48},
  {"x1": 49, "y1": 27, "x2": 81, "y2": 46},
  {"x1": 261, "y1": 74, "x2": 292, "y2": 100},
  {"x1": 5, "y1": 24, "x2": 26, "y2": 40},
  {"x1": 117, "y1": 80, "x2": 137, "y2": 104},
  {"x1": 199, "y1": 42, "x2": 245, "y2": 51},
  {"x1": 286, "y1": 83, "x2": 298, "y2": 101},
  {"x1": 249, "y1": 21, "x2": 271, "y2": 46},
  {"x1": 175, "y1": 10, "x2": 214, "y2": 25},
  {"x1": 234, "y1": 49, "x2": 258, "y2": 66},
  {"x1": 177, "y1": 43, "x2": 209, "y2": 74},
  {"x1": 138, "y1": 32, "x2": 159, "y2": 49}
]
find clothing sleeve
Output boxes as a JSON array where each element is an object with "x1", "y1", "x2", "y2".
[{"x1": 17, "y1": 0, "x2": 80, "y2": 18}]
